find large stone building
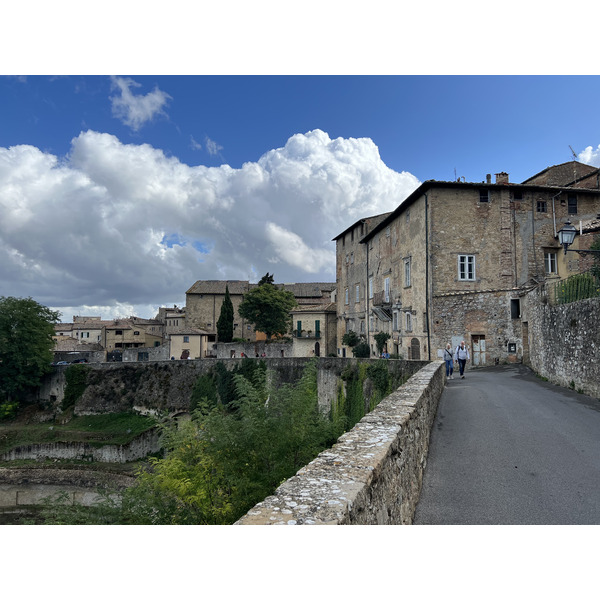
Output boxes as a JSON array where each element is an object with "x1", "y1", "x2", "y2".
[
  {"x1": 335, "y1": 161, "x2": 600, "y2": 364},
  {"x1": 185, "y1": 280, "x2": 336, "y2": 343}
]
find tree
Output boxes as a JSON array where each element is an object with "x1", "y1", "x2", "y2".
[
  {"x1": 374, "y1": 331, "x2": 391, "y2": 356},
  {"x1": 238, "y1": 275, "x2": 297, "y2": 340},
  {"x1": 216, "y1": 285, "x2": 234, "y2": 343},
  {"x1": 0, "y1": 297, "x2": 60, "y2": 406},
  {"x1": 258, "y1": 272, "x2": 274, "y2": 286},
  {"x1": 342, "y1": 331, "x2": 360, "y2": 348}
]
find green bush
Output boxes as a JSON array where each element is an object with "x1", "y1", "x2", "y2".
[
  {"x1": 0, "y1": 401, "x2": 19, "y2": 421},
  {"x1": 62, "y1": 364, "x2": 89, "y2": 410},
  {"x1": 352, "y1": 342, "x2": 371, "y2": 358}
]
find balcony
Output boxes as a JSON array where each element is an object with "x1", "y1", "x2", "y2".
[
  {"x1": 293, "y1": 330, "x2": 321, "y2": 339},
  {"x1": 372, "y1": 290, "x2": 391, "y2": 307}
]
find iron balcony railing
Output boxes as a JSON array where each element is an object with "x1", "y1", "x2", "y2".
[{"x1": 548, "y1": 268, "x2": 600, "y2": 305}]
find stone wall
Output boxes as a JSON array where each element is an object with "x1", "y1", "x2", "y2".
[
  {"x1": 122, "y1": 345, "x2": 170, "y2": 362},
  {"x1": 235, "y1": 361, "x2": 444, "y2": 525},
  {"x1": 523, "y1": 285, "x2": 600, "y2": 398},
  {"x1": 0, "y1": 467, "x2": 135, "y2": 509},
  {"x1": 1, "y1": 429, "x2": 161, "y2": 463},
  {"x1": 35, "y1": 357, "x2": 428, "y2": 417}
]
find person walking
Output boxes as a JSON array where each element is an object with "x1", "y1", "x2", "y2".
[
  {"x1": 455, "y1": 340, "x2": 470, "y2": 379},
  {"x1": 443, "y1": 343, "x2": 454, "y2": 380}
]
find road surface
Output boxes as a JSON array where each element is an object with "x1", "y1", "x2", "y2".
[{"x1": 413, "y1": 364, "x2": 600, "y2": 524}]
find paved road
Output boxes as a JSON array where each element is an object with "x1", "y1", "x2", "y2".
[{"x1": 413, "y1": 364, "x2": 600, "y2": 524}]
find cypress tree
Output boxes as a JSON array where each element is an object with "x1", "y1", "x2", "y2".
[{"x1": 217, "y1": 285, "x2": 234, "y2": 343}]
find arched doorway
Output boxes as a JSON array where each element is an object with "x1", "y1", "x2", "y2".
[{"x1": 314, "y1": 341, "x2": 320, "y2": 357}]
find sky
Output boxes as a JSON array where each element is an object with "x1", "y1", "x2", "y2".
[{"x1": 3, "y1": 6, "x2": 600, "y2": 325}]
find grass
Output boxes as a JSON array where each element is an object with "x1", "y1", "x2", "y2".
[{"x1": 0, "y1": 412, "x2": 156, "y2": 455}]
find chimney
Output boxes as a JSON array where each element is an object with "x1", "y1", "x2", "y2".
[
  {"x1": 495, "y1": 172, "x2": 509, "y2": 184},
  {"x1": 486, "y1": 174, "x2": 492, "y2": 184}
]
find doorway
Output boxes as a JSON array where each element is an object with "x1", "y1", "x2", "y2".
[{"x1": 472, "y1": 335, "x2": 486, "y2": 366}]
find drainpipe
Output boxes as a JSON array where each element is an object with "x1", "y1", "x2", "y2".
[
  {"x1": 366, "y1": 241, "x2": 370, "y2": 349},
  {"x1": 425, "y1": 193, "x2": 431, "y2": 360}
]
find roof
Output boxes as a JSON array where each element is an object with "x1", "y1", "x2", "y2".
[
  {"x1": 522, "y1": 161, "x2": 599, "y2": 187},
  {"x1": 186, "y1": 280, "x2": 250, "y2": 295},
  {"x1": 359, "y1": 177, "x2": 600, "y2": 244},
  {"x1": 290, "y1": 302, "x2": 337, "y2": 314},
  {"x1": 170, "y1": 327, "x2": 209, "y2": 336},
  {"x1": 186, "y1": 279, "x2": 335, "y2": 298},
  {"x1": 271, "y1": 283, "x2": 335, "y2": 297},
  {"x1": 331, "y1": 212, "x2": 392, "y2": 241}
]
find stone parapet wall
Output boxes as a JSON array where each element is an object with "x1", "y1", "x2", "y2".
[
  {"x1": 523, "y1": 286, "x2": 600, "y2": 398},
  {"x1": 235, "y1": 361, "x2": 444, "y2": 525}
]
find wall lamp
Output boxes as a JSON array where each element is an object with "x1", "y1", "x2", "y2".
[{"x1": 557, "y1": 220, "x2": 600, "y2": 256}]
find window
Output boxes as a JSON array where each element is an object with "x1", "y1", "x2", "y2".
[
  {"x1": 404, "y1": 258, "x2": 411, "y2": 287},
  {"x1": 393, "y1": 311, "x2": 399, "y2": 331},
  {"x1": 384, "y1": 276, "x2": 390, "y2": 302},
  {"x1": 134, "y1": 331, "x2": 140, "y2": 336},
  {"x1": 544, "y1": 251, "x2": 557, "y2": 274},
  {"x1": 368, "y1": 277, "x2": 373, "y2": 299},
  {"x1": 537, "y1": 200, "x2": 547, "y2": 213},
  {"x1": 355, "y1": 284, "x2": 360, "y2": 303},
  {"x1": 479, "y1": 189, "x2": 489, "y2": 202},
  {"x1": 297, "y1": 321, "x2": 302, "y2": 336},
  {"x1": 315, "y1": 320, "x2": 320, "y2": 339},
  {"x1": 405, "y1": 312, "x2": 412, "y2": 332},
  {"x1": 115, "y1": 330, "x2": 123, "y2": 336},
  {"x1": 345, "y1": 288, "x2": 349, "y2": 305},
  {"x1": 360, "y1": 320, "x2": 365, "y2": 334},
  {"x1": 510, "y1": 299, "x2": 521, "y2": 319},
  {"x1": 458, "y1": 255, "x2": 476, "y2": 281},
  {"x1": 183, "y1": 336, "x2": 189, "y2": 343},
  {"x1": 513, "y1": 191, "x2": 523, "y2": 201},
  {"x1": 568, "y1": 194, "x2": 577, "y2": 215}
]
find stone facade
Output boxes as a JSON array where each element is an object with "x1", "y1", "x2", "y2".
[
  {"x1": 335, "y1": 164, "x2": 600, "y2": 366},
  {"x1": 523, "y1": 285, "x2": 600, "y2": 398},
  {"x1": 186, "y1": 280, "x2": 336, "y2": 343},
  {"x1": 290, "y1": 303, "x2": 337, "y2": 357},
  {"x1": 235, "y1": 361, "x2": 444, "y2": 525},
  {"x1": 333, "y1": 213, "x2": 391, "y2": 357}
]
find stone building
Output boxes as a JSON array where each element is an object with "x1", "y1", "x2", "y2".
[
  {"x1": 332, "y1": 213, "x2": 391, "y2": 357},
  {"x1": 102, "y1": 317, "x2": 164, "y2": 352},
  {"x1": 185, "y1": 280, "x2": 335, "y2": 343},
  {"x1": 335, "y1": 161, "x2": 600, "y2": 365},
  {"x1": 290, "y1": 302, "x2": 337, "y2": 357}
]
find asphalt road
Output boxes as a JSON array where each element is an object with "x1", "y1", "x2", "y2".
[{"x1": 413, "y1": 364, "x2": 600, "y2": 524}]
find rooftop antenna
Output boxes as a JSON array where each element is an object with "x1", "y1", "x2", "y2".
[
  {"x1": 569, "y1": 145, "x2": 577, "y2": 160},
  {"x1": 569, "y1": 145, "x2": 578, "y2": 182}
]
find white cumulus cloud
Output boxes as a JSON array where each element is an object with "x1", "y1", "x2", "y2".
[
  {"x1": 0, "y1": 129, "x2": 420, "y2": 320},
  {"x1": 109, "y1": 76, "x2": 171, "y2": 131},
  {"x1": 578, "y1": 145, "x2": 600, "y2": 167}
]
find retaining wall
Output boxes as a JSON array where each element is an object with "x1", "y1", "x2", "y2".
[
  {"x1": 523, "y1": 286, "x2": 600, "y2": 398},
  {"x1": 35, "y1": 358, "x2": 428, "y2": 416},
  {"x1": 235, "y1": 361, "x2": 445, "y2": 525},
  {"x1": 1, "y1": 429, "x2": 161, "y2": 463},
  {"x1": 0, "y1": 467, "x2": 135, "y2": 509}
]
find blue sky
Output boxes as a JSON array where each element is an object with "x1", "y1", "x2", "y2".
[
  {"x1": 3, "y1": 4, "x2": 600, "y2": 323},
  {"x1": 3, "y1": 74, "x2": 600, "y2": 322}
]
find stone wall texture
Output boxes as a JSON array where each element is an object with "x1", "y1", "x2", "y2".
[
  {"x1": 1, "y1": 429, "x2": 161, "y2": 463},
  {"x1": 35, "y1": 357, "x2": 428, "y2": 417},
  {"x1": 523, "y1": 286, "x2": 600, "y2": 398},
  {"x1": 235, "y1": 361, "x2": 444, "y2": 525}
]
